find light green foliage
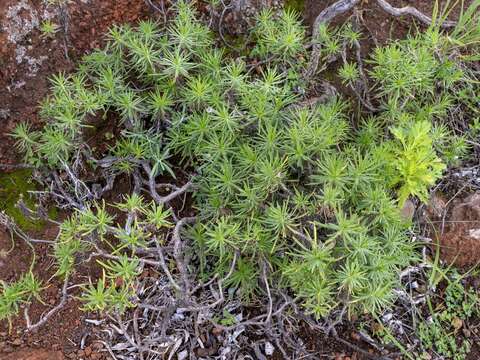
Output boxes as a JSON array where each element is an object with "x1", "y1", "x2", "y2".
[
  {"x1": 339, "y1": 62, "x2": 359, "y2": 84},
  {"x1": 252, "y1": 8, "x2": 306, "y2": 64},
  {"x1": 80, "y1": 274, "x2": 134, "y2": 313},
  {"x1": 40, "y1": 20, "x2": 58, "y2": 38},
  {"x1": 0, "y1": 273, "x2": 42, "y2": 323},
  {"x1": 369, "y1": 27, "x2": 476, "y2": 130},
  {"x1": 54, "y1": 217, "x2": 85, "y2": 278},
  {"x1": 447, "y1": 0, "x2": 480, "y2": 58},
  {"x1": 10, "y1": 2, "x2": 475, "y2": 321},
  {"x1": 388, "y1": 120, "x2": 445, "y2": 206},
  {"x1": 53, "y1": 197, "x2": 171, "y2": 314}
]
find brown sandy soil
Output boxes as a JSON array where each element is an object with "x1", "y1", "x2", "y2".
[{"x1": 0, "y1": 222, "x2": 107, "y2": 359}]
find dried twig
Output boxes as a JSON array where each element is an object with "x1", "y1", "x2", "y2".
[
  {"x1": 0, "y1": 163, "x2": 33, "y2": 170},
  {"x1": 0, "y1": 212, "x2": 55, "y2": 245},
  {"x1": 375, "y1": 0, "x2": 456, "y2": 28},
  {"x1": 145, "y1": 0, "x2": 167, "y2": 24},
  {"x1": 142, "y1": 161, "x2": 193, "y2": 205},
  {"x1": 218, "y1": 0, "x2": 237, "y2": 50},
  {"x1": 172, "y1": 216, "x2": 196, "y2": 293},
  {"x1": 155, "y1": 239, "x2": 182, "y2": 292},
  {"x1": 91, "y1": 245, "x2": 161, "y2": 268},
  {"x1": 56, "y1": 1, "x2": 71, "y2": 60},
  {"x1": 306, "y1": 0, "x2": 361, "y2": 78},
  {"x1": 25, "y1": 275, "x2": 69, "y2": 332}
]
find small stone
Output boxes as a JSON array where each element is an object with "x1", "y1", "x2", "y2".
[
  {"x1": 264, "y1": 341, "x2": 274, "y2": 356},
  {"x1": 178, "y1": 350, "x2": 188, "y2": 360},
  {"x1": 400, "y1": 199, "x2": 415, "y2": 221},
  {"x1": 12, "y1": 338, "x2": 22, "y2": 346},
  {"x1": 212, "y1": 327, "x2": 223, "y2": 336},
  {"x1": 91, "y1": 342, "x2": 103, "y2": 351},
  {"x1": 452, "y1": 316, "x2": 463, "y2": 331},
  {"x1": 84, "y1": 346, "x2": 92, "y2": 357}
]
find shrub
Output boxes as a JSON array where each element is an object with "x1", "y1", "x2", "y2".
[{"x1": 9, "y1": 2, "x2": 475, "y2": 321}]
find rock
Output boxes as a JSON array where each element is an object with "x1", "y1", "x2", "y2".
[
  {"x1": 91, "y1": 342, "x2": 103, "y2": 351},
  {"x1": 432, "y1": 192, "x2": 480, "y2": 266},
  {"x1": 12, "y1": 338, "x2": 23, "y2": 346},
  {"x1": 178, "y1": 350, "x2": 188, "y2": 360},
  {"x1": 400, "y1": 199, "x2": 415, "y2": 221},
  {"x1": 84, "y1": 346, "x2": 92, "y2": 357}
]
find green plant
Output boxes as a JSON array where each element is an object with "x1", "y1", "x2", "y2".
[
  {"x1": 388, "y1": 120, "x2": 446, "y2": 206},
  {"x1": 418, "y1": 272, "x2": 479, "y2": 360},
  {"x1": 9, "y1": 1, "x2": 478, "y2": 325},
  {"x1": 0, "y1": 273, "x2": 43, "y2": 325},
  {"x1": 40, "y1": 20, "x2": 58, "y2": 38},
  {"x1": 339, "y1": 62, "x2": 359, "y2": 84}
]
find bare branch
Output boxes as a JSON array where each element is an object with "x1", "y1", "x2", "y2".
[
  {"x1": 376, "y1": 0, "x2": 456, "y2": 28},
  {"x1": 306, "y1": 0, "x2": 361, "y2": 78},
  {"x1": 91, "y1": 246, "x2": 162, "y2": 268},
  {"x1": 26, "y1": 275, "x2": 69, "y2": 332},
  {"x1": 0, "y1": 212, "x2": 55, "y2": 245},
  {"x1": 172, "y1": 216, "x2": 196, "y2": 293},
  {"x1": 142, "y1": 161, "x2": 193, "y2": 205},
  {"x1": 0, "y1": 163, "x2": 33, "y2": 170},
  {"x1": 155, "y1": 239, "x2": 182, "y2": 292}
]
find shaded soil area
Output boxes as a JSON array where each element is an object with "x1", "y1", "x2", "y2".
[
  {"x1": 0, "y1": 224, "x2": 106, "y2": 359},
  {"x1": 304, "y1": 0, "x2": 470, "y2": 44}
]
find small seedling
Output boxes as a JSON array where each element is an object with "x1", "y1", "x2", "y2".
[{"x1": 40, "y1": 20, "x2": 59, "y2": 38}]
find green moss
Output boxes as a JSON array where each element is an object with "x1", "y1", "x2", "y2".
[
  {"x1": 0, "y1": 169, "x2": 55, "y2": 231},
  {"x1": 284, "y1": 0, "x2": 305, "y2": 14}
]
